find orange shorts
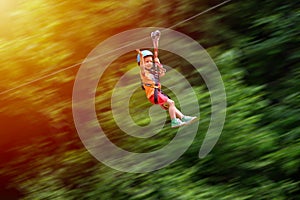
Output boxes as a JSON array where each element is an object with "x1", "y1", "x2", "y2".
[{"x1": 149, "y1": 91, "x2": 170, "y2": 110}]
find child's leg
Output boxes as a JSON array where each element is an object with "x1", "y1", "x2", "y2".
[
  {"x1": 175, "y1": 107, "x2": 184, "y2": 119},
  {"x1": 167, "y1": 99, "x2": 184, "y2": 119},
  {"x1": 167, "y1": 99, "x2": 176, "y2": 120},
  {"x1": 165, "y1": 99, "x2": 187, "y2": 128},
  {"x1": 156, "y1": 92, "x2": 186, "y2": 124}
]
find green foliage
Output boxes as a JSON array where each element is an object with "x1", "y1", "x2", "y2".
[{"x1": 0, "y1": 0, "x2": 299, "y2": 199}]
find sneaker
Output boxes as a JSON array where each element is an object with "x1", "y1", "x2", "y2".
[
  {"x1": 171, "y1": 118, "x2": 186, "y2": 128},
  {"x1": 181, "y1": 116, "x2": 197, "y2": 125}
]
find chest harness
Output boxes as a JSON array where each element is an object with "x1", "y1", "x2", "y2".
[{"x1": 141, "y1": 62, "x2": 160, "y2": 104}]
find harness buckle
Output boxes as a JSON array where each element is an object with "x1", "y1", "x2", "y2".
[{"x1": 143, "y1": 83, "x2": 160, "y2": 89}]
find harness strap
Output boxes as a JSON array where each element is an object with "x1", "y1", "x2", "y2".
[
  {"x1": 142, "y1": 83, "x2": 160, "y2": 104},
  {"x1": 154, "y1": 87, "x2": 158, "y2": 104},
  {"x1": 143, "y1": 83, "x2": 160, "y2": 89}
]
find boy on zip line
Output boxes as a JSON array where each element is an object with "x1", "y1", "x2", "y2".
[{"x1": 136, "y1": 49, "x2": 197, "y2": 128}]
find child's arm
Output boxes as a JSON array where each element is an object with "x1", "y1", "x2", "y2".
[{"x1": 136, "y1": 49, "x2": 145, "y2": 76}]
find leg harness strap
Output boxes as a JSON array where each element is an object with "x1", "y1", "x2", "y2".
[{"x1": 143, "y1": 83, "x2": 160, "y2": 104}]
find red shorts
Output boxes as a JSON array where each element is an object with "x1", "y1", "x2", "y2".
[{"x1": 149, "y1": 91, "x2": 170, "y2": 110}]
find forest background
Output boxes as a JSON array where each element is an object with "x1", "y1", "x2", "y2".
[{"x1": 0, "y1": 0, "x2": 299, "y2": 199}]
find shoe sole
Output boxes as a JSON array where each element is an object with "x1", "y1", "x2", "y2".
[
  {"x1": 171, "y1": 123, "x2": 187, "y2": 128},
  {"x1": 184, "y1": 117, "x2": 198, "y2": 125}
]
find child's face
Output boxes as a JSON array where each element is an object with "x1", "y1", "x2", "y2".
[{"x1": 143, "y1": 56, "x2": 153, "y2": 68}]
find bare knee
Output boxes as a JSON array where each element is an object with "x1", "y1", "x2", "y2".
[{"x1": 167, "y1": 99, "x2": 174, "y2": 107}]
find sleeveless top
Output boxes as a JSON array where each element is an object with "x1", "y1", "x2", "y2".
[{"x1": 140, "y1": 64, "x2": 160, "y2": 99}]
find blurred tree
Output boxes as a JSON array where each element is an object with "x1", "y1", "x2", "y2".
[{"x1": 1, "y1": 0, "x2": 300, "y2": 199}]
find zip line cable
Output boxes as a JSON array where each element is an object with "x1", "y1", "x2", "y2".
[
  {"x1": 168, "y1": 0, "x2": 232, "y2": 29},
  {"x1": 0, "y1": 0, "x2": 232, "y2": 96}
]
